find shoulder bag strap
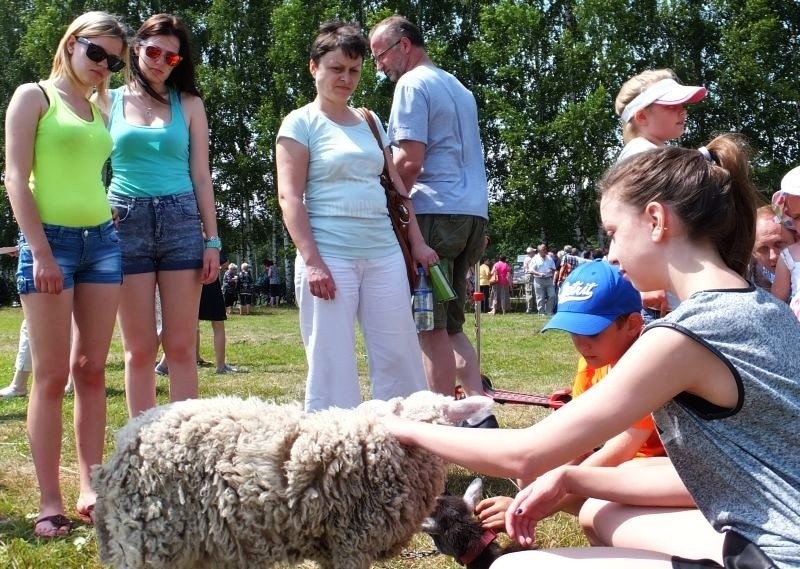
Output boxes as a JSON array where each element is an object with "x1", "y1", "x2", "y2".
[{"x1": 358, "y1": 107, "x2": 411, "y2": 199}]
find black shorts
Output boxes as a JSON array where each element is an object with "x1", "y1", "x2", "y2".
[
  {"x1": 672, "y1": 532, "x2": 778, "y2": 569},
  {"x1": 198, "y1": 280, "x2": 226, "y2": 321},
  {"x1": 223, "y1": 289, "x2": 237, "y2": 307},
  {"x1": 239, "y1": 292, "x2": 253, "y2": 305}
]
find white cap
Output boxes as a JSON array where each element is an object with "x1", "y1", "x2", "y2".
[
  {"x1": 526, "y1": 247, "x2": 535, "y2": 253},
  {"x1": 621, "y1": 78, "x2": 707, "y2": 124},
  {"x1": 780, "y1": 166, "x2": 800, "y2": 196}
]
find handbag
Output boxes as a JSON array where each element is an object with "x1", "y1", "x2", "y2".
[{"x1": 359, "y1": 108, "x2": 417, "y2": 292}]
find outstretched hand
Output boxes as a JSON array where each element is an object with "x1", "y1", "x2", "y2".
[
  {"x1": 475, "y1": 495, "x2": 513, "y2": 532},
  {"x1": 505, "y1": 469, "x2": 569, "y2": 547}
]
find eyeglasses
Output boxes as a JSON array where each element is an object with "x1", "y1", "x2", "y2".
[
  {"x1": 373, "y1": 39, "x2": 401, "y2": 61},
  {"x1": 75, "y1": 36, "x2": 125, "y2": 73},
  {"x1": 141, "y1": 44, "x2": 183, "y2": 67}
]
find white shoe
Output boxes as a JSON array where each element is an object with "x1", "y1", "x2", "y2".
[
  {"x1": 215, "y1": 364, "x2": 238, "y2": 374},
  {"x1": 0, "y1": 385, "x2": 28, "y2": 399}
]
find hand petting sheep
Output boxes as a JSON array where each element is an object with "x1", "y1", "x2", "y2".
[{"x1": 92, "y1": 391, "x2": 492, "y2": 569}]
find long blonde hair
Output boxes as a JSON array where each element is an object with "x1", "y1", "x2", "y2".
[
  {"x1": 614, "y1": 69, "x2": 677, "y2": 143},
  {"x1": 49, "y1": 11, "x2": 129, "y2": 102}
]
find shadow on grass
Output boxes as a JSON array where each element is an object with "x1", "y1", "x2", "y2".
[{"x1": 0, "y1": 409, "x2": 26, "y2": 423}]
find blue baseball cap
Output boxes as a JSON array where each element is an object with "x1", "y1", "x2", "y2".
[{"x1": 541, "y1": 261, "x2": 642, "y2": 335}]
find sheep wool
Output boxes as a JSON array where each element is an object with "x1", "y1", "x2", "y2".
[{"x1": 92, "y1": 391, "x2": 493, "y2": 569}]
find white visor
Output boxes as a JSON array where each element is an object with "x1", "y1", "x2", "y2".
[{"x1": 621, "y1": 78, "x2": 707, "y2": 124}]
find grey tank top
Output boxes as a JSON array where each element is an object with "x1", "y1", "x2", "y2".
[{"x1": 647, "y1": 287, "x2": 800, "y2": 568}]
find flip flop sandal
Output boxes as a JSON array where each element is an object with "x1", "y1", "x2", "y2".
[
  {"x1": 76, "y1": 504, "x2": 95, "y2": 525},
  {"x1": 33, "y1": 514, "x2": 72, "y2": 538}
]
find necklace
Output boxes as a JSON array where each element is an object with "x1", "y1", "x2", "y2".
[{"x1": 135, "y1": 87, "x2": 168, "y2": 119}]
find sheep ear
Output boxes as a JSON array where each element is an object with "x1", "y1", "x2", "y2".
[
  {"x1": 443, "y1": 395, "x2": 494, "y2": 424},
  {"x1": 420, "y1": 517, "x2": 440, "y2": 535},
  {"x1": 463, "y1": 478, "x2": 483, "y2": 510}
]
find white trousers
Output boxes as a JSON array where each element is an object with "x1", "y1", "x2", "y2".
[
  {"x1": 16, "y1": 319, "x2": 32, "y2": 372},
  {"x1": 295, "y1": 251, "x2": 427, "y2": 412}
]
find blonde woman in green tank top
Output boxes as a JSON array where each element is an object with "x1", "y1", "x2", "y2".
[{"x1": 4, "y1": 12, "x2": 128, "y2": 538}]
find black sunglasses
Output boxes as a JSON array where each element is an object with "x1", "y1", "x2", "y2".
[{"x1": 75, "y1": 36, "x2": 125, "y2": 73}]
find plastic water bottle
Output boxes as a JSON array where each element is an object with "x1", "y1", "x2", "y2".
[{"x1": 413, "y1": 266, "x2": 434, "y2": 332}]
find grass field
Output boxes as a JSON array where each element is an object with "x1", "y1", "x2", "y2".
[{"x1": 0, "y1": 302, "x2": 588, "y2": 568}]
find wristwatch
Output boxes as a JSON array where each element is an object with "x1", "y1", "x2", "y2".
[{"x1": 204, "y1": 236, "x2": 222, "y2": 249}]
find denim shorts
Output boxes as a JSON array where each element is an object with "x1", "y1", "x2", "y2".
[
  {"x1": 108, "y1": 191, "x2": 204, "y2": 274},
  {"x1": 16, "y1": 221, "x2": 122, "y2": 294}
]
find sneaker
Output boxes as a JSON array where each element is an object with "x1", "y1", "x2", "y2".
[
  {"x1": 0, "y1": 385, "x2": 27, "y2": 399},
  {"x1": 154, "y1": 363, "x2": 169, "y2": 376},
  {"x1": 215, "y1": 364, "x2": 238, "y2": 374},
  {"x1": 64, "y1": 381, "x2": 74, "y2": 395}
]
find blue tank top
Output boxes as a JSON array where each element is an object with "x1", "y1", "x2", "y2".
[{"x1": 107, "y1": 87, "x2": 192, "y2": 197}]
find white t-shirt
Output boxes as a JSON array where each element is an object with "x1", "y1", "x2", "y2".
[
  {"x1": 277, "y1": 105, "x2": 398, "y2": 259},
  {"x1": 616, "y1": 136, "x2": 658, "y2": 163}
]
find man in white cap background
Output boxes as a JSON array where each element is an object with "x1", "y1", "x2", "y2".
[
  {"x1": 522, "y1": 246, "x2": 537, "y2": 314},
  {"x1": 613, "y1": 69, "x2": 707, "y2": 163}
]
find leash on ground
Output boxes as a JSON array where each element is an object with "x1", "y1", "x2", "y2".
[{"x1": 401, "y1": 548, "x2": 440, "y2": 559}]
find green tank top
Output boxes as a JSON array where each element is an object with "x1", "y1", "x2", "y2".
[{"x1": 29, "y1": 81, "x2": 113, "y2": 227}]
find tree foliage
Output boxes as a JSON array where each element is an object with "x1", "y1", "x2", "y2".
[{"x1": 1, "y1": 0, "x2": 798, "y2": 273}]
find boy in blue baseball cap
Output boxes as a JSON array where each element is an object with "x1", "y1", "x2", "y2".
[
  {"x1": 476, "y1": 261, "x2": 668, "y2": 532},
  {"x1": 542, "y1": 261, "x2": 647, "y2": 380},
  {"x1": 541, "y1": 261, "x2": 662, "y2": 459}
]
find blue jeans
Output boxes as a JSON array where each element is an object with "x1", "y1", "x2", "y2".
[
  {"x1": 16, "y1": 221, "x2": 121, "y2": 293},
  {"x1": 108, "y1": 191, "x2": 203, "y2": 274}
]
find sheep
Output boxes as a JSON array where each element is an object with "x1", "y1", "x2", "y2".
[
  {"x1": 422, "y1": 478, "x2": 521, "y2": 569},
  {"x1": 92, "y1": 391, "x2": 493, "y2": 569}
]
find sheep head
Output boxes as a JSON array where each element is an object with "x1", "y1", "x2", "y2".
[
  {"x1": 421, "y1": 478, "x2": 485, "y2": 556},
  {"x1": 358, "y1": 391, "x2": 494, "y2": 426}
]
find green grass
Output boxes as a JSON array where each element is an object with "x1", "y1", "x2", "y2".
[{"x1": 0, "y1": 303, "x2": 587, "y2": 568}]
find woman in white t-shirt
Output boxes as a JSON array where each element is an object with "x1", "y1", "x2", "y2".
[{"x1": 276, "y1": 21, "x2": 435, "y2": 412}]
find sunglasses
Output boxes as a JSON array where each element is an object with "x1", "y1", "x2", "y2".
[
  {"x1": 141, "y1": 44, "x2": 183, "y2": 67},
  {"x1": 75, "y1": 36, "x2": 125, "y2": 73}
]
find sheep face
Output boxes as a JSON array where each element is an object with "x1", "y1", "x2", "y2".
[{"x1": 421, "y1": 478, "x2": 486, "y2": 559}]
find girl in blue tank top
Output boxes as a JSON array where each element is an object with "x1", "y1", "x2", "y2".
[{"x1": 98, "y1": 14, "x2": 220, "y2": 418}]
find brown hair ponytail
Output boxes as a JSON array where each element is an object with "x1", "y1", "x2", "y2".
[{"x1": 600, "y1": 134, "x2": 758, "y2": 277}]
